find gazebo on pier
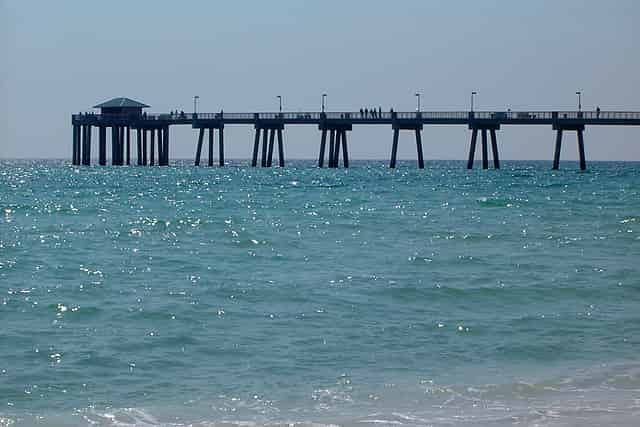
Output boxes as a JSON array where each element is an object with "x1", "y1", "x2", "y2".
[{"x1": 93, "y1": 97, "x2": 149, "y2": 119}]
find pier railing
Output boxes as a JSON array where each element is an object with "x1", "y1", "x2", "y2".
[
  {"x1": 182, "y1": 111, "x2": 640, "y2": 121},
  {"x1": 72, "y1": 111, "x2": 640, "y2": 124}
]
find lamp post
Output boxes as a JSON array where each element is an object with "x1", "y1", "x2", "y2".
[
  {"x1": 576, "y1": 91, "x2": 582, "y2": 112},
  {"x1": 277, "y1": 95, "x2": 282, "y2": 113},
  {"x1": 415, "y1": 92, "x2": 421, "y2": 112},
  {"x1": 322, "y1": 94, "x2": 327, "y2": 113},
  {"x1": 471, "y1": 91, "x2": 477, "y2": 112},
  {"x1": 193, "y1": 95, "x2": 200, "y2": 115}
]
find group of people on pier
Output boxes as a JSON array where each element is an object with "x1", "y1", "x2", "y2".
[
  {"x1": 359, "y1": 107, "x2": 384, "y2": 118},
  {"x1": 169, "y1": 110, "x2": 188, "y2": 119}
]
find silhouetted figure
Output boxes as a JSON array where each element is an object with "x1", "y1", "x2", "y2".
[
  {"x1": 596, "y1": 107, "x2": 601, "y2": 118},
  {"x1": 365, "y1": 108, "x2": 369, "y2": 117},
  {"x1": 379, "y1": 107, "x2": 382, "y2": 117}
]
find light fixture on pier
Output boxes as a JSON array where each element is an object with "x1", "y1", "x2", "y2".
[
  {"x1": 322, "y1": 94, "x2": 327, "y2": 113},
  {"x1": 471, "y1": 91, "x2": 477, "y2": 112},
  {"x1": 277, "y1": 95, "x2": 282, "y2": 113},
  {"x1": 193, "y1": 95, "x2": 200, "y2": 115},
  {"x1": 415, "y1": 93, "x2": 421, "y2": 112},
  {"x1": 576, "y1": 91, "x2": 582, "y2": 112}
]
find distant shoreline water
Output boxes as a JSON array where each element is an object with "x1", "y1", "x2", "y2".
[{"x1": 1, "y1": 160, "x2": 639, "y2": 426}]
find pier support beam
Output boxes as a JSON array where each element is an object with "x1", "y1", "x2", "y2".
[
  {"x1": 196, "y1": 126, "x2": 222, "y2": 167},
  {"x1": 119, "y1": 126, "x2": 124, "y2": 165},
  {"x1": 194, "y1": 125, "x2": 221, "y2": 167},
  {"x1": 318, "y1": 129, "x2": 327, "y2": 167},
  {"x1": 251, "y1": 125, "x2": 285, "y2": 167},
  {"x1": 80, "y1": 125, "x2": 85, "y2": 166},
  {"x1": 332, "y1": 130, "x2": 342, "y2": 168},
  {"x1": 72, "y1": 125, "x2": 79, "y2": 165},
  {"x1": 126, "y1": 127, "x2": 131, "y2": 166},
  {"x1": 467, "y1": 129, "x2": 478, "y2": 169},
  {"x1": 156, "y1": 128, "x2": 163, "y2": 166},
  {"x1": 267, "y1": 129, "x2": 275, "y2": 167},
  {"x1": 99, "y1": 126, "x2": 106, "y2": 166},
  {"x1": 142, "y1": 129, "x2": 148, "y2": 166},
  {"x1": 195, "y1": 128, "x2": 204, "y2": 166},
  {"x1": 261, "y1": 128, "x2": 268, "y2": 167},
  {"x1": 157, "y1": 126, "x2": 170, "y2": 166},
  {"x1": 115, "y1": 126, "x2": 123, "y2": 166},
  {"x1": 82, "y1": 125, "x2": 91, "y2": 166},
  {"x1": 120, "y1": 127, "x2": 125, "y2": 165},
  {"x1": 490, "y1": 129, "x2": 500, "y2": 169},
  {"x1": 319, "y1": 126, "x2": 350, "y2": 168},
  {"x1": 577, "y1": 128, "x2": 586, "y2": 171},
  {"x1": 552, "y1": 125, "x2": 586, "y2": 170},
  {"x1": 151, "y1": 128, "x2": 156, "y2": 166},
  {"x1": 390, "y1": 124, "x2": 423, "y2": 169},
  {"x1": 328, "y1": 130, "x2": 336, "y2": 168},
  {"x1": 164, "y1": 126, "x2": 170, "y2": 166},
  {"x1": 277, "y1": 129, "x2": 285, "y2": 168},
  {"x1": 481, "y1": 129, "x2": 488, "y2": 170},
  {"x1": 415, "y1": 129, "x2": 424, "y2": 169},
  {"x1": 218, "y1": 127, "x2": 224, "y2": 166},
  {"x1": 341, "y1": 130, "x2": 349, "y2": 168},
  {"x1": 208, "y1": 128, "x2": 214, "y2": 167},
  {"x1": 319, "y1": 125, "x2": 350, "y2": 168},
  {"x1": 111, "y1": 126, "x2": 118, "y2": 166},
  {"x1": 552, "y1": 130, "x2": 562, "y2": 170},
  {"x1": 252, "y1": 128, "x2": 261, "y2": 167},
  {"x1": 137, "y1": 129, "x2": 142, "y2": 166},
  {"x1": 467, "y1": 124, "x2": 500, "y2": 170}
]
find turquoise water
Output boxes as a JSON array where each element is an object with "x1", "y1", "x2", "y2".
[{"x1": 1, "y1": 160, "x2": 639, "y2": 426}]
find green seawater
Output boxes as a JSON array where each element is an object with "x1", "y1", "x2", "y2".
[{"x1": 0, "y1": 160, "x2": 639, "y2": 426}]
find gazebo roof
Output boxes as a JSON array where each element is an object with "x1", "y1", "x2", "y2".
[{"x1": 93, "y1": 97, "x2": 150, "y2": 109}]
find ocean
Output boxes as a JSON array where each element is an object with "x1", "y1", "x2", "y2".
[{"x1": 0, "y1": 159, "x2": 639, "y2": 426}]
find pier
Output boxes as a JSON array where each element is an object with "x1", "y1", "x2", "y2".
[{"x1": 72, "y1": 98, "x2": 640, "y2": 170}]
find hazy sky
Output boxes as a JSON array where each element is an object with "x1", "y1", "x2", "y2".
[{"x1": 2, "y1": 0, "x2": 639, "y2": 161}]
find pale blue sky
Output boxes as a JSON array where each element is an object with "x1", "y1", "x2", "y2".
[{"x1": 2, "y1": 0, "x2": 639, "y2": 160}]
